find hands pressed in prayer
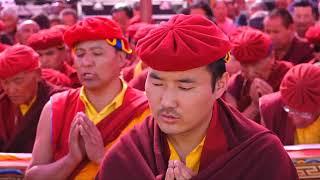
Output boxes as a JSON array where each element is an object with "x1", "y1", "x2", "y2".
[
  {"x1": 250, "y1": 78, "x2": 273, "y2": 106},
  {"x1": 77, "y1": 112, "x2": 105, "y2": 164},
  {"x1": 165, "y1": 160, "x2": 196, "y2": 180},
  {"x1": 68, "y1": 113, "x2": 86, "y2": 164}
]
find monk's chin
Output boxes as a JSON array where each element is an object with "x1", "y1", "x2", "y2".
[{"x1": 157, "y1": 121, "x2": 184, "y2": 135}]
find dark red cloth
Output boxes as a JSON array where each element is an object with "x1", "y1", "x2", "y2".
[
  {"x1": 97, "y1": 99, "x2": 298, "y2": 180},
  {"x1": 227, "y1": 60, "x2": 293, "y2": 122},
  {"x1": 231, "y1": 27, "x2": 272, "y2": 63},
  {"x1": 61, "y1": 62, "x2": 81, "y2": 88},
  {"x1": 63, "y1": 16, "x2": 131, "y2": 54},
  {"x1": 0, "y1": 81, "x2": 66, "y2": 152},
  {"x1": 281, "y1": 36, "x2": 314, "y2": 65},
  {"x1": 136, "y1": 14, "x2": 231, "y2": 71},
  {"x1": 0, "y1": 43, "x2": 8, "y2": 53},
  {"x1": 259, "y1": 92, "x2": 295, "y2": 145},
  {"x1": 41, "y1": 68, "x2": 71, "y2": 87},
  {"x1": 27, "y1": 28, "x2": 64, "y2": 50},
  {"x1": 50, "y1": 86, "x2": 148, "y2": 177},
  {"x1": 129, "y1": 69, "x2": 148, "y2": 91},
  {"x1": 0, "y1": 44, "x2": 39, "y2": 79},
  {"x1": 280, "y1": 63, "x2": 320, "y2": 113}
]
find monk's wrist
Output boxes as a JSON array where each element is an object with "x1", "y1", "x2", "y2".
[{"x1": 66, "y1": 153, "x2": 82, "y2": 165}]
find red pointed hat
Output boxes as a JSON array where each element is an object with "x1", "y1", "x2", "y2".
[
  {"x1": 0, "y1": 44, "x2": 39, "y2": 79},
  {"x1": 230, "y1": 26, "x2": 272, "y2": 63},
  {"x1": 27, "y1": 28, "x2": 64, "y2": 50},
  {"x1": 280, "y1": 63, "x2": 320, "y2": 113},
  {"x1": 136, "y1": 14, "x2": 231, "y2": 71},
  {"x1": 63, "y1": 16, "x2": 132, "y2": 54}
]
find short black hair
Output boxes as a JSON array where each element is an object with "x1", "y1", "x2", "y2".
[
  {"x1": 293, "y1": 0, "x2": 319, "y2": 20},
  {"x1": 111, "y1": 4, "x2": 134, "y2": 18},
  {"x1": 189, "y1": 1, "x2": 214, "y2": 20},
  {"x1": 206, "y1": 56, "x2": 227, "y2": 91},
  {"x1": 31, "y1": 13, "x2": 50, "y2": 29},
  {"x1": 268, "y1": 8, "x2": 294, "y2": 28}
]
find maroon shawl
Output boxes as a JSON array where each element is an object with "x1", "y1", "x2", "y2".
[
  {"x1": 281, "y1": 36, "x2": 314, "y2": 65},
  {"x1": 97, "y1": 99, "x2": 298, "y2": 180},
  {"x1": 259, "y1": 92, "x2": 295, "y2": 145}
]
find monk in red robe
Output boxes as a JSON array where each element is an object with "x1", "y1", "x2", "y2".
[
  {"x1": 122, "y1": 24, "x2": 157, "y2": 83},
  {"x1": 264, "y1": 8, "x2": 314, "y2": 65},
  {"x1": 25, "y1": 17, "x2": 150, "y2": 180},
  {"x1": 260, "y1": 64, "x2": 320, "y2": 145},
  {"x1": 97, "y1": 14, "x2": 298, "y2": 180},
  {"x1": 0, "y1": 44, "x2": 65, "y2": 153},
  {"x1": 27, "y1": 28, "x2": 81, "y2": 88},
  {"x1": 227, "y1": 27, "x2": 293, "y2": 122}
]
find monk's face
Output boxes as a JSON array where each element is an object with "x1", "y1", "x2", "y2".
[
  {"x1": 0, "y1": 70, "x2": 40, "y2": 105},
  {"x1": 145, "y1": 66, "x2": 228, "y2": 135},
  {"x1": 284, "y1": 106, "x2": 319, "y2": 128},
  {"x1": 37, "y1": 47, "x2": 66, "y2": 71},
  {"x1": 240, "y1": 56, "x2": 274, "y2": 81},
  {"x1": 293, "y1": 6, "x2": 315, "y2": 37},
  {"x1": 15, "y1": 23, "x2": 40, "y2": 45},
  {"x1": 264, "y1": 16, "x2": 294, "y2": 50},
  {"x1": 73, "y1": 40, "x2": 125, "y2": 90}
]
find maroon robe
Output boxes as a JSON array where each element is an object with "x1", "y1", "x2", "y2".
[
  {"x1": 227, "y1": 60, "x2": 293, "y2": 122},
  {"x1": 259, "y1": 92, "x2": 295, "y2": 145},
  {"x1": 97, "y1": 99, "x2": 298, "y2": 180},
  {"x1": 280, "y1": 36, "x2": 314, "y2": 65},
  {"x1": 0, "y1": 81, "x2": 65, "y2": 152},
  {"x1": 129, "y1": 69, "x2": 148, "y2": 91},
  {"x1": 309, "y1": 58, "x2": 320, "y2": 65},
  {"x1": 50, "y1": 86, "x2": 149, "y2": 177}
]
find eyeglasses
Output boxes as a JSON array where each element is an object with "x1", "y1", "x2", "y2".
[{"x1": 283, "y1": 106, "x2": 314, "y2": 120}]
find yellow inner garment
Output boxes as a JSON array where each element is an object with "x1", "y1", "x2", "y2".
[
  {"x1": 19, "y1": 96, "x2": 37, "y2": 116},
  {"x1": 295, "y1": 116, "x2": 320, "y2": 144},
  {"x1": 167, "y1": 137, "x2": 205, "y2": 173}
]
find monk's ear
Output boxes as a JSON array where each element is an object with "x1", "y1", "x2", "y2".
[
  {"x1": 214, "y1": 72, "x2": 229, "y2": 98},
  {"x1": 116, "y1": 51, "x2": 127, "y2": 69}
]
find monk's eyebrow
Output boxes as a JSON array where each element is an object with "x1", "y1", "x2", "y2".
[
  {"x1": 89, "y1": 46, "x2": 104, "y2": 51},
  {"x1": 149, "y1": 72, "x2": 162, "y2": 80},
  {"x1": 177, "y1": 78, "x2": 195, "y2": 83}
]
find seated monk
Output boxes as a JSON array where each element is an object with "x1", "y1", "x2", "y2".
[
  {"x1": 27, "y1": 28, "x2": 81, "y2": 88},
  {"x1": 122, "y1": 24, "x2": 157, "y2": 83},
  {"x1": 260, "y1": 64, "x2": 320, "y2": 145},
  {"x1": 264, "y1": 8, "x2": 314, "y2": 64},
  {"x1": 227, "y1": 27, "x2": 293, "y2": 122},
  {"x1": 305, "y1": 25, "x2": 320, "y2": 66},
  {"x1": 0, "y1": 44, "x2": 65, "y2": 153},
  {"x1": 97, "y1": 14, "x2": 298, "y2": 180},
  {"x1": 24, "y1": 17, "x2": 150, "y2": 180}
]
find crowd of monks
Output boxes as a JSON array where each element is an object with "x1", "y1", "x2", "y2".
[{"x1": 0, "y1": 0, "x2": 319, "y2": 179}]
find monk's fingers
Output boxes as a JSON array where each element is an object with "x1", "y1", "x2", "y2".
[
  {"x1": 165, "y1": 167, "x2": 174, "y2": 180},
  {"x1": 78, "y1": 114, "x2": 99, "y2": 135},
  {"x1": 79, "y1": 124, "x2": 91, "y2": 144},
  {"x1": 173, "y1": 161, "x2": 193, "y2": 180},
  {"x1": 168, "y1": 160, "x2": 174, "y2": 168}
]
